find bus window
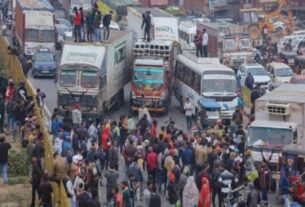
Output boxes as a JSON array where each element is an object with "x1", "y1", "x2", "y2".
[{"x1": 194, "y1": 75, "x2": 201, "y2": 93}]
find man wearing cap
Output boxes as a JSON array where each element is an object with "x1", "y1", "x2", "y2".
[
  {"x1": 0, "y1": 135, "x2": 10, "y2": 186},
  {"x1": 103, "y1": 11, "x2": 113, "y2": 41}
]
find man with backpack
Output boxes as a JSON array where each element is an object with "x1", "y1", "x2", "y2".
[{"x1": 149, "y1": 185, "x2": 161, "y2": 207}]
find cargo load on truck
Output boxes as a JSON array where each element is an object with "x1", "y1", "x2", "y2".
[
  {"x1": 57, "y1": 31, "x2": 133, "y2": 118},
  {"x1": 127, "y1": 7, "x2": 178, "y2": 42},
  {"x1": 15, "y1": 0, "x2": 55, "y2": 57},
  {"x1": 197, "y1": 21, "x2": 254, "y2": 69},
  {"x1": 58, "y1": 0, "x2": 94, "y2": 15},
  {"x1": 103, "y1": 0, "x2": 141, "y2": 20},
  {"x1": 130, "y1": 40, "x2": 175, "y2": 114},
  {"x1": 247, "y1": 84, "x2": 305, "y2": 183}
]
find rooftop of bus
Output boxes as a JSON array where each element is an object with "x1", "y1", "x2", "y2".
[{"x1": 177, "y1": 52, "x2": 234, "y2": 74}]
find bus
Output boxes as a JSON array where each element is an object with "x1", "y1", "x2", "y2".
[
  {"x1": 178, "y1": 21, "x2": 197, "y2": 50},
  {"x1": 174, "y1": 51, "x2": 238, "y2": 122}
]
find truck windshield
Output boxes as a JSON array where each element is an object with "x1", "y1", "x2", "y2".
[
  {"x1": 81, "y1": 71, "x2": 98, "y2": 88},
  {"x1": 248, "y1": 127, "x2": 292, "y2": 147},
  {"x1": 239, "y1": 38, "x2": 251, "y2": 49},
  {"x1": 25, "y1": 29, "x2": 39, "y2": 42},
  {"x1": 133, "y1": 68, "x2": 164, "y2": 84},
  {"x1": 41, "y1": 30, "x2": 54, "y2": 42},
  {"x1": 59, "y1": 70, "x2": 76, "y2": 87},
  {"x1": 202, "y1": 74, "x2": 237, "y2": 93},
  {"x1": 224, "y1": 39, "x2": 237, "y2": 50}
]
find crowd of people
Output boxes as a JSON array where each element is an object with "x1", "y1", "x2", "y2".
[
  {"x1": 72, "y1": 4, "x2": 113, "y2": 43},
  {"x1": 46, "y1": 96, "x2": 277, "y2": 207},
  {"x1": 0, "y1": 78, "x2": 304, "y2": 207}
]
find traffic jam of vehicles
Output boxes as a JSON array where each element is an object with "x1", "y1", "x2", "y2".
[{"x1": 3, "y1": 0, "x2": 305, "y2": 206}]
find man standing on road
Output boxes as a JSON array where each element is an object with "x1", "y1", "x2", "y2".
[
  {"x1": 0, "y1": 94, "x2": 4, "y2": 133},
  {"x1": 72, "y1": 104, "x2": 82, "y2": 128},
  {"x1": 103, "y1": 11, "x2": 113, "y2": 41},
  {"x1": 0, "y1": 135, "x2": 11, "y2": 186},
  {"x1": 184, "y1": 98, "x2": 193, "y2": 133},
  {"x1": 104, "y1": 164, "x2": 120, "y2": 202},
  {"x1": 202, "y1": 28, "x2": 208, "y2": 57}
]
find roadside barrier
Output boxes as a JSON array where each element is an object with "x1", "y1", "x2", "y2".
[{"x1": 0, "y1": 36, "x2": 70, "y2": 207}]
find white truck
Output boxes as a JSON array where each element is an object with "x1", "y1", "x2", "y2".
[
  {"x1": 15, "y1": 0, "x2": 56, "y2": 57},
  {"x1": 247, "y1": 84, "x2": 305, "y2": 179},
  {"x1": 57, "y1": 30, "x2": 133, "y2": 118},
  {"x1": 127, "y1": 7, "x2": 178, "y2": 42}
]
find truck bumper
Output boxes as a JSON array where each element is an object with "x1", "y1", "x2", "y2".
[
  {"x1": 131, "y1": 97, "x2": 167, "y2": 113},
  {"x1": 131, "y1": 106, "x2": 166, "y2": 112},
  {"x1": 59, "y1": 109, "x2": 98, "y2": 120}
]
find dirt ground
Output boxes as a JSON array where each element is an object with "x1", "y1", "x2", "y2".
[{"x1": 0, "y1": 184, "x2": 31, "y2": 207}]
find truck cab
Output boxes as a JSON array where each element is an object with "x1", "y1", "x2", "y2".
[{"x1": 247, "y1": 84, "x2": 305, "y2": 182}]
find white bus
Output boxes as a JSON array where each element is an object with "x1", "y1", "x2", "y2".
[
  {"x1": 174, "y1": 51, "x2": 238, "y2": 121},
  {"x1": 178, "y1": 21, "x2": 197, "y2": 50}
]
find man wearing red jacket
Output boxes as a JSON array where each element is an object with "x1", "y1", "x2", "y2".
[
  {"x1": 147, "y1": 146, "x2": 157, "y2": 183},
  {"x1": 73, "y1": 7, "x2": 81, "y2": 42}
]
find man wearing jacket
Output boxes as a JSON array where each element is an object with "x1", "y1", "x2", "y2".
[
  {"x1": 103, "y1": 11, "x2": 113, "y2": 41},
  {"x1": 73, "y1": 7, "x2": 81, "y2": 42},
  {"x1": 259, "y1": 160, "x2": 270, "y2": 204},
  {"x1": 141, "y1": 11, "x2": 151, "y2": 42}
]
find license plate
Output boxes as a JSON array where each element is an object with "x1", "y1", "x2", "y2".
[{"x1": 42, "y1": 70, "x2": 49, "y2": 73}]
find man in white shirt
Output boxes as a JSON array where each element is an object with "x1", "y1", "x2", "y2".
[
  {"x1": 72, "y1": 104, "x2": 82, "y2": 127},
  {"x1": 202, "y1": 28, "x2": 209, "y2": 57},
  {"x1": 184, "y1": 98, "x2": 193, "y2": 133}
]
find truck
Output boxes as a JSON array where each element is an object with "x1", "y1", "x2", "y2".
[
  {"x1": 251, "y1": 0, "x2": 279, "y2": 12},
  {"x1": 130, "y1": 40, "x2": 175, "y2": 114},
  {"x1": 57, "y1": 31, "x2": 133, "y2": 118},
  {"x1": 183, "y1": 0, "x2": 227, "y2": 15},
  {"x1": 247, "y1": 84, "x2": 305, "y2": 182},
  {"x1": 58, "y1": 0, "x2": 93, "y2": 15},
  {"x1": 127, "y1": 7, "x2": 178, "y2": 42},
  {"x1": 139, "y1": 0, "x2": 169, "y2": 8},
  {"x1": 15, "y1": 0, "x2": 56, "y2": 57},
  {"x1": 197, "y1": 21, "x2": 254, "y2": 70},
  {"x1": 103, "y1": 0, "x2": 141, "y2": 21}
]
